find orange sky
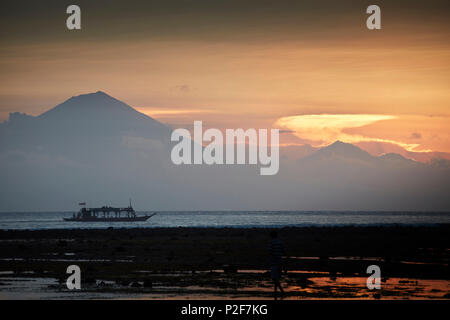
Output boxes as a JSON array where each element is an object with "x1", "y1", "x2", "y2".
[{"x1": 0, "y1": 1, "x2": 449, "y2": 161}]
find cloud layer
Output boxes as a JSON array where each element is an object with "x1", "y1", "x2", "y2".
[{"x1": 275, "y1": 114, "x2": 428, "y2": 152}]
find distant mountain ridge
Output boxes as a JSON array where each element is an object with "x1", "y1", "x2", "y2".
[
  {"x1": 303, "y1": 140, "x2": 422, "y2": 167},
  {"x1": 305, "y1": 140, "x2": 374, "y2": 161},
  {"x1": 39, "y1": 91, "x2": 150, "y2": 122},
  {"x1": 1, "y1": 91, "x2": 172, "y2": 152},
  {"x1": 0, "y1": 91, "x2": 444, "y2": 169},
  {"x1": 0, "y1": 91, "x2": 444, "y2": 167},
  {"x1": 0, "y1": 91, "x2": 449, "y2": 211},
  {"x1": 38, "y1": 91, "x2": 170, "y2": 137}
]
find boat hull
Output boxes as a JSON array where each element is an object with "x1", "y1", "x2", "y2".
[{"x1": 63, "y1": 214, "x2": 155, "y2": 222}]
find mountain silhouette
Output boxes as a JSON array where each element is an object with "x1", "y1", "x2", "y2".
[
  {"x1": 304, "y1": 140, "x2": 374, "y2": 163},
  {"x1": 0, "y1": 92, "x2": 449, "y2": 211},
  {"x1": 301, "y1": 140, "x2": 422, "y2": 168},
  {"x1": 378, "y1": 152, "x2": 418, "y2": 165},
  {"x1": 40, "y1": 91, "x2": 162, "y2": 123},
  {"x1": 0, "y1": 91, "x2": 172, "y2": 156},
  {"x1": 38, "y1": 91, "x2": 171, "y2": 139}
]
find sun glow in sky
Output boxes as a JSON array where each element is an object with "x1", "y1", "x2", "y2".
[
  {"x1": 275, "y1": 114, "x2": 428, "y2": 152},
  {"x1": 0, "y1": 1, "x2": 449, "y2": 161}
]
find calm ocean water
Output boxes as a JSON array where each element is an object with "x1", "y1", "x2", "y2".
[{"x1": 0, "y1": 211, "x2": 449, "y2": 230}]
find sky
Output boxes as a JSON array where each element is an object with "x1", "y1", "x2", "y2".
[{"x1": 0, "y1": 0, "x2": 449, "y2": 161}]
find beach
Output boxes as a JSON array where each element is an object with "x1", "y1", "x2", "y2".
[{"x1": 0, "y1": 225, "x2": 449, "y2": 299}]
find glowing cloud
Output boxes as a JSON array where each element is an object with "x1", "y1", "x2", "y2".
[{"x1": 275, "y1": 114, "x2": 429, "y2": 152}]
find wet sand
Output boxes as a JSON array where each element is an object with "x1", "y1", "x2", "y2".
[{"x1": 0, "y1": 225, "x2": 449, "y2": 299}]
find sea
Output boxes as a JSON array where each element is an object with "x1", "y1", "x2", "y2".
[{"x1": 0, "y1": 211, "x2": 449, "y2": 230}]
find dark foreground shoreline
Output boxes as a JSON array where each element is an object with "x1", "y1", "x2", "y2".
[{"x1": 0, "y1": 225, "x2": 449, "y2": 299}]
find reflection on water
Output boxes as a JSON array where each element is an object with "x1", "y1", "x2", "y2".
[
  {"x1": 0, "y1": 273, "x2": 448, "y2": 300},
  {"x1": 287, "y1": 277, "x2": 450, "y2": 300}
]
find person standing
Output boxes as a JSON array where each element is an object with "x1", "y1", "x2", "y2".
[{"x1": 269, "y1": 230, "x2": 285, "y2": 299}]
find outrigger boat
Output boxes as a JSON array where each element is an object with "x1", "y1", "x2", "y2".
[{"x1": 64, "y1": 200, "x2": 156, "y2": 222}]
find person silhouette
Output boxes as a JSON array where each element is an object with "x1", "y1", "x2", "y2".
[{"x1": 269, "y1": 230, "x2": 285, "y2": 299}]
